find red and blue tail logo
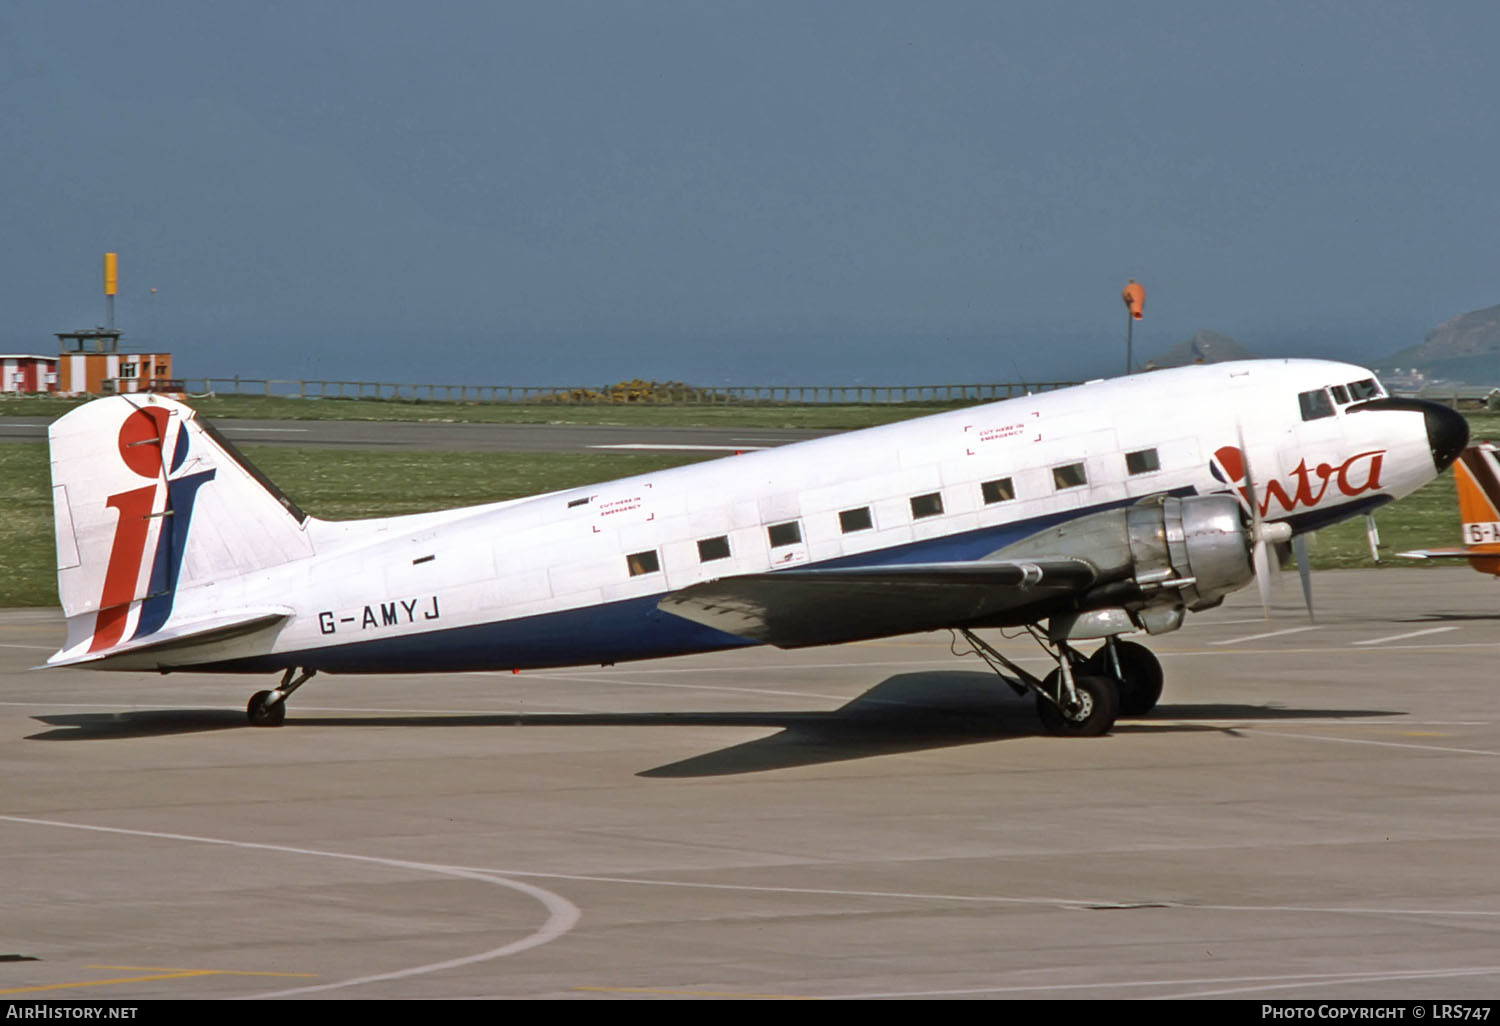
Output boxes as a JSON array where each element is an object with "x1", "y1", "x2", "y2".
[{"x1": 89, "y1": 406, "x2": 216, "y2": 651}]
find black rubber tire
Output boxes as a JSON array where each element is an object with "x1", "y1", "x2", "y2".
[
  {"x1": 1035, "y1": 672, "x2": 1119, "y2": 737},
  {"x1": 1089, "y1": 641, "x2": 1164, "y2": 716},
  {"x1": 247, "y1": 690, "x2": 287, "y2": 727}
]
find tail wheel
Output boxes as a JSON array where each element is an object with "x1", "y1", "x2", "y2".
[
  {"x1": 1090, "y1": 641, "x2": 1164, "y2": 716},
  {"x1": 1036, "y1": 672, "x2": 1119, "y2": 737}
]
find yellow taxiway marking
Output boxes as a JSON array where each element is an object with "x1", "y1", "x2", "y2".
[
  {"x1": 0, "y1": 966, "x2": 316, "y2": 996},
  {"x1": 575, "y1": 985, "x2": 818, "y2": 999}
]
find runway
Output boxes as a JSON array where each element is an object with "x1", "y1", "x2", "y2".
[
  {"x1": 0, "y1": 416, "x2": 832, "y2": 453},
  {"x1": 3, "y1": 568, "x2": 1500, "y2": 1000}
]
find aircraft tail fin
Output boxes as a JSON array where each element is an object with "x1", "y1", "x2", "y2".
[
  {"x1": 1396, "y1": 441, "x2": 1500, "y2": 574},
  {"x1": 47, "y1": 394, "x2": 314, "y2": 662},
  {"x1": 1453, "y1": 441, "x2": 1500, "y2": 574}
]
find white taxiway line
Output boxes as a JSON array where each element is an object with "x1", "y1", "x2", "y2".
[
  {"x1": 0, "y1": 815, "x2": 581, "y2": 999},
  {"x1": 1207, "y1": 626, "x2": 1322, "y2": 646},
  {"x1": 1250, "y1": 728, "x2": 1500, "y2": 758},
  {"x1": 1352, "y1": 625, "x2": 1460, "y2": 645}
]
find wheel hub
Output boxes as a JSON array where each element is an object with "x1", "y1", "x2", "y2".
[{"x1": 1065, "y1": 689, "x2": 1095, "y2": 722}]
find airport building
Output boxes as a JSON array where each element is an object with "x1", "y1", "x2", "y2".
[
  {"x1": 35, "y1": 254, "x2": 179, "y2": 397},
  {"x1": 0, "y1": 354, "x2": 58, "y2": 392},
  {"x1": 55, "y1": 329, "x2": 174, "y2": 396}
]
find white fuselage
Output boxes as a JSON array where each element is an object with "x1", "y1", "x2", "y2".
[{"x1": 62, "y1": 359, "x2": 1445, "y2": 673}]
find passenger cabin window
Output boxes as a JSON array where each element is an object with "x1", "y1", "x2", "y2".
[
  {"x1": 1298, "y1": 389, "x2": 1335, "y2": 421},
  {"x1": 981, "y1": 477, "x2": 1015, "y2": 504},
  {"x1": 839, "y1": 507, "x2": 873, "y2": 533},
  {"x1": 767, "y1": 521, "x2": 802, "y2": 548},
  {"x1": 910, "y1": 492, "x2": 944, "y2": 519},
  {"x1": 1052, "y1": 462, "x2": 1087, "y2": 490},
  {"x1": 627, "y1": 550, "x2": 660, "y2": 576},
  {"x1": 697, "y1": 536, "x2": 731, "y2": 562},
  {"x1": 1330, "y1": 384, "x2": 1350, "y2": 404},
  {"x1": 1125, "y1": 448, "x2": 1160, "y2": 475},
  {"x1": 1348, "y1": 378, "x2": 1382, "y2": 401}
]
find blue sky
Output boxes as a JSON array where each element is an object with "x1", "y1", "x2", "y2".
[{"x1": 4, "y1": 1, "x2": 1497, "y2": 384}]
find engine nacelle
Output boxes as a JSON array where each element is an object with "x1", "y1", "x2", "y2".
[
  {"x1": 1123, "y1": 494, "x2": 1253, "y2": 610},
  {"x1": 992, "y1": 493, "x2": 1255, "y2": 631}
]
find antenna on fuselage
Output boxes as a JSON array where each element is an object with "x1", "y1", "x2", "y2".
[{"x1": 1009, "y1": 358, "x2": 1030, "y2": 394}]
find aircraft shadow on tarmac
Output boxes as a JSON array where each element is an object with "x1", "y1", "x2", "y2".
[
  {"x1": 26, "y1": 671, "x2": 1399, "y2": 776},
  {"x1": 1393, "y1": 611, "x2": 1500, "y2": 623}
]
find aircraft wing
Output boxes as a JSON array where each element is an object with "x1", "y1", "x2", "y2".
[{"x1": 658, "y1": 559, "x2": 1098, "y2": 648}]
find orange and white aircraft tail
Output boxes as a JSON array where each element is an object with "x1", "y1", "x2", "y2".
[
  {"x1": 1397, "y1": 440, "x2": 1500, "y2": 575},
  {"x1": 47, "y1": 394, "x2": 314, "y2": 666}
]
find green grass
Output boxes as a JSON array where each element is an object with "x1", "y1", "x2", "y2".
[
  {"x1": 1296, "y1": 474, "x2": 1459, "y2": 565},
  {"x1": 0, "y1": 443, "x2": 55, "y2": 606},
  {"x1": 0, "y1": 392, "x2": 964, "y2": 430}
]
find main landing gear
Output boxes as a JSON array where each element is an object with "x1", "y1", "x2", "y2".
[
  {"x1": 956, "y1": 629, "x2": 1164, "y2": 736},
  {"x1": 246, "y1": 667, "x2": 317, "y2": 727}
]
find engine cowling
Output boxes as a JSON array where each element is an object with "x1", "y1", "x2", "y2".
[
  {"x1": 992, "y1": 493, "x2": 1256, "y2": 634},
  {"x1": 1123, "y1": 494, "x2": 1253, "y2": 611}
]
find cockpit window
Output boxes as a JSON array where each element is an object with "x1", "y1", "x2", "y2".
[
  {"x1": 1330, "y1": 384, "x2": 1350, "y2": 404},
  {"x1": 1298, "y1": 388, "x2": 1335, "y2": 421},
  {"x1": 1348, "y1": 378, "x2": 1382, "y2": 400}
]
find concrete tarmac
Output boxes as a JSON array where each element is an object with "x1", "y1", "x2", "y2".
[{"x1": 3, "y1": 568, "x2": 1500, "y2": 1000}]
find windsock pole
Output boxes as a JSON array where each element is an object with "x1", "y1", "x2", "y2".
[{"x1": 1121, "y1": 279, "x2": 1145, "y2": 374}]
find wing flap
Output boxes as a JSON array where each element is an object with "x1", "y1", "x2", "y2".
[{"x1": 658, "y1": 559, "x2": 1097, "y2": 648}]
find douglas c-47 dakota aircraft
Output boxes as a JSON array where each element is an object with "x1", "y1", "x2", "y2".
[{"x1": 44, "y1": 359, "x2": 1467, "y2": 737}]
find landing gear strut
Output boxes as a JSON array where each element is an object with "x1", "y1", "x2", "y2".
[
  {"x1": 246, "y1": 667, "x2": 317, "y2": 727},
  {"x1": 957, "y1": 628, "x2": 1120, "y2": 737}
]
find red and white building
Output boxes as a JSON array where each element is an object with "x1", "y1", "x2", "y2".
[
  {"x1": 54, "y1": 330, "x2": 175, "y2": 396},
  {"x1": 1, "y1": 354, "x2": 58, "y2": 393}
]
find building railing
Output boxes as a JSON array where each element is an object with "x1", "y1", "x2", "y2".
[{"x1": 172, "y1": 377, "x2": 1080, "y2": 404}]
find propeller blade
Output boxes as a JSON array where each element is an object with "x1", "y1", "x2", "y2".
[
  {"x1": 1235, "y1": 422, "x2": 1290, "y2": 618},
  {"x1": 1235, "y1": 424, "x2": 1261, "y2": 527},
  {"x1": 1365, "y1": 515, "x2": 1381, "y2": 563},
  {"x1": 1253, "y1": 537, "x2": 1273, "y2": 618},
  {"x1": 1292, "y1": 534, "x2": 1314, "y2": 622}
]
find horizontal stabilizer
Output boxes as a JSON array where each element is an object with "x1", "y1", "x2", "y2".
[
  {"x1": 46, "y1": 608, "x2": 293, "y2": 669},
  {"x1": 1394, "y1": 547, "x2": 1482, "y2": 560},
  {"x1": 658, "y1": 559, "x2": 1096, "y2": 648}
]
